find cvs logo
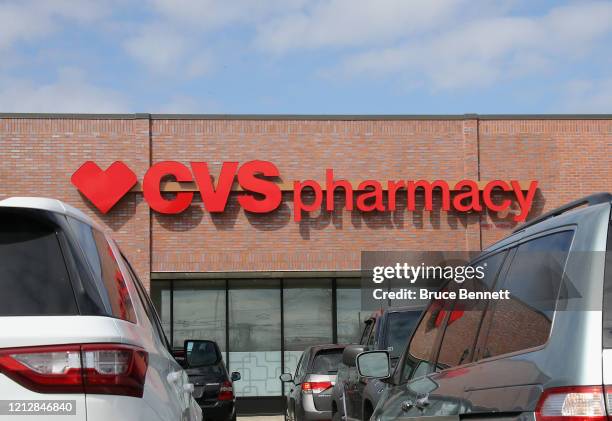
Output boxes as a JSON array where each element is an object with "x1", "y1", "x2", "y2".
[
  {"x1": 72, "y1": 160, "x2": 539, "y2": 222},
  {"x1": 143, "y1": 160, "x2": 280, "y2": 214}
]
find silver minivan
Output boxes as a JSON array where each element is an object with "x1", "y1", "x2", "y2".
[
  {"x1": 281, "y1": 344, "x2": 346, "y2": 421},
  {"x1": 358, "y1": 193, "x2": 612, "y2": 421}
]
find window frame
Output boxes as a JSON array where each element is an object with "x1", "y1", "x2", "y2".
[
  {"x1": 360, "y1": 318, "x2": 375, "y2": 345},
  {"x1": 397, "y1": 283, "x2": 453, "y2": 384}
]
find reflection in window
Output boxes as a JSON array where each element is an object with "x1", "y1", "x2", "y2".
[
  {"x1": 437, "y1": 252, "x2": 506, "y2": 369},
  {"x1": 283, "y1": 279, "x2": 333, "y2": 351},
  {"x1": 283, "y1": 279, "x2": 333, "y2": 394},
  {"x1": 174, "y1": 280, "x2": 226, "y2": 350},
  {"x1": 229, "y1": 279, "x2": 281, "y2": 397},
  {"x1": 337, "y1": 278, "x2": 368, "y2": 344},
  {"x1": 483, "y1": 231, "x2": 573, "y2": 359},
  {"x1": 150, "y1": 280, "x2": 171, "y2": 341}
]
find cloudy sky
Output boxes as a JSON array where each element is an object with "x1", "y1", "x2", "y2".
[{"x1": 1, "y1": 0, "x2": 611, "y2": 114}]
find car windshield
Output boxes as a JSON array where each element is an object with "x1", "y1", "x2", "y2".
[
  {"x1": 310, "y1": 349, "x2": 344, "y2": 374},
  {"x1": 386, "y1": 311, "x2": 422, "y2": 359}
]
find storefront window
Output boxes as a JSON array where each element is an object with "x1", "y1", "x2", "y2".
[
  {"x1": 150, "y1": 280, "x2": 171, "y2": 341},
  {"x1": 173, "y1": 280, "x2": 226, "y2": 350},
  {"x1": 337, "y1": 278, "x2": 367, "y2": 344},
  {"x1": 151, "y1": 276, "x2": 362, "y2": 401},
  {"x1": 229, "y1": 279, "x2": 281, "y2": 397},
  {"x1": 283, "y1": 278, "x2": 333, "y2": 393}
]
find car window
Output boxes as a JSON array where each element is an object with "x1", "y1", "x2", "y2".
[
  {"x1": 297, "y1": 350, "x2": 310, "y2": 382},
  {"x1": 294, "y1": 354, "x2": 304, "y2": 379},
  {"x1": 401, "y1": 292, "x2": 450, "y2": 382},
  {"x1": 481, "y1": 231, "x2": 574, "y2": 359},
  {"x1": 0, "y1": 211, "x2": 78, "y2": 316},
  {"x1": 120, "y1": 253, "x2": 171, "y2": 350},
  {"x1": 309, "y1": 349, "x2": 344, "y2": 374},
  {"x1": 68, "y1": 218, "x2": 136, "y2": 323},
  {"x1": 385, "y1": 311, "x2": 422, "y2": 359},
  {"x1": 436, "y1": 252, "x2": 506, "y2": 369},
  {"x1": 186, "y1": 341, "x2": 219, "y2": 366}
]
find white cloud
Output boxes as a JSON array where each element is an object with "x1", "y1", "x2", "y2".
[
  {"x1": 332, "y1": 1, "x2": 612, "y2": 90},
  {"x1": 254, "y1": 0, "x2": 466, "y2": 52},
  {"x1": 123, "y1": 23, "x2": 214, "y2": 77},
  {"x1": 0, "y1": 67, "x2": 129, "y2": 112},
  {"x1": 149, "y1": 0, "x2": 306, "y2": 29},
  {"x1": 560, "y1": 78, "x2": 612, "y2": 113},
  {"x1": 0, "y1": 0, "x2": 111, "y2": 50}
]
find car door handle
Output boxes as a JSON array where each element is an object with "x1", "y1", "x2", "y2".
[{"x1": 167, "y1": 371, "x2": 182, "y2": 383}]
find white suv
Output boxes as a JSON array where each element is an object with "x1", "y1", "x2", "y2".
[{"x1": 0, "y1": 197, "x2": 202, "y2": 421}]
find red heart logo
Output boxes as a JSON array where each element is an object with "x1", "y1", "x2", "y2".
[{"x1": 71, "y1": 161, "x2": 137, "y2": 213}]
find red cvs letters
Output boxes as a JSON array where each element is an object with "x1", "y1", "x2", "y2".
[{"x1": 74, "y1": 160, "x2": 539, "y2": 222}]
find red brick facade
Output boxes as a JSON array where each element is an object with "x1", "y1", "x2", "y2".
[{"x1": 1, "y1": 115, "x2": 610, "y2": 289}]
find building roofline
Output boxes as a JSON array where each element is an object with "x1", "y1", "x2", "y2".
[{"x1": 1, "y1": 113, "x2": 612, "y2": 120}]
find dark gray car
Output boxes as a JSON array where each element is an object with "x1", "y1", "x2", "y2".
[
  {"x1": 357, "y1": 193, "x2": 612, "y2": 421},
  {"x1": 280, "y1": 344, "x2": 346, "y2": 421},
  {"x1": 331, "y1": 307, "x2": 424, "y2": 421}
]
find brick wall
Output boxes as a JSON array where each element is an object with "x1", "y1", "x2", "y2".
[
  {"x1": 0, "y1": 117, "x2": 152, "y2": 288},
  {"x1": 1, "y1": 115, "x2": 611, "y2": 285}
]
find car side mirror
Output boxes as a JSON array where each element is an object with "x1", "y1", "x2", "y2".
[
  {"x1": 231, "y1": 372, "x2": 241, "y2": 382},
  {"x1": 356, "y1": 350, "x2": 391, "y2": 378},
  {"x1": 279, "y1": 373, "x2": 293, "y2": 383},
  {"x1": 342, "y1": 345, "x2": 365, "y2": 367}
]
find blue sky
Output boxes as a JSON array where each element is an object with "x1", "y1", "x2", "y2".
[{"x1": 1, "y1": 0, "x2": 612, "y2": 114}]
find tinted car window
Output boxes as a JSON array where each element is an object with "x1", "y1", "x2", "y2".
[
  {"x1": 69, "y1": 218, "x2": 136, "y2": 323},
  {"x1": 482, "y1": 231, "x2": 573, "y2": 359},
  {"x1": 309, "y1": 349, "x2": 343, "y2": 374},
  {"x1": 0, "y1": 211, "x2": 78, "y2": 316},
  {"x1": 436, "y1": 252, "x2": 506, "y2": 369},
  {"x1": 386, "y1": 311, "x2": 421, "y2": 359},
  {"x1": 186, "y1": 341, "x2": 220, "y2": 366},
  {"x1": 297, "y1": 350, "x2": 310, "y2": 381},
  {"x1": 121, "y1": 253, "x2": 171, "y2": 349},
  {"x1": 401, "y1": 295, "x2": 449, "y2": 382}
]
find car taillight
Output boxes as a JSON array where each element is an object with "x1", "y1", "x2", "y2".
[
  {"x1": 536, "y1": 386, "x2": 608, "y2": 421},
  {"x1": 302, "y1": 381, "x2": 332, "y2": 394},
  {"x1": 0, "y1": 344, "x2": 148, "y2": 398},
  {"x1": 218, "y1": 380, "x2": 234, "y2": 401}
]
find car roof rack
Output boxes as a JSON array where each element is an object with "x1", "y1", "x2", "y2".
[{"x1": 513, "y1": 192, "x2": 612, "y2": 233}]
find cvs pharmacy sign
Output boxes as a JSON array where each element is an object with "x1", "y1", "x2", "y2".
[{"x1": 71, "y1": 160, "x2": 538, "y2": 222}]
